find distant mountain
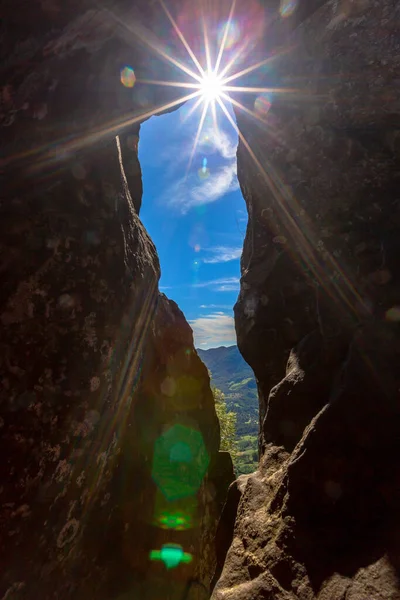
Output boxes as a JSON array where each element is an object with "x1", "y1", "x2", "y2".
[{"x1": 197, "y1": 346, "x2": 259, "y2": 438}]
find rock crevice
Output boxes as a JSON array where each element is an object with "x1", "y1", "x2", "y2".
[{"x1": 2, "y1": 0, "x2": 400, "y2": 598}]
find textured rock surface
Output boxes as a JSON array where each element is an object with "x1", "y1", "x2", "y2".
[
  {"x1": 214, "y1": 0, "x2": 400, "y2": 598},
  {"x1": 0, "y1": 2, "x2": 232, "y2": 598},
  {"x1": 3, "y1": 0, "x2": 400, "y2": 598}
]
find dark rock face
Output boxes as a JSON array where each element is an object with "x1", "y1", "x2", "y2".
[
  {"x1": 3, "y1": 0, "x2": 400, "y2": 597},
  {"x1": 104, "y1": 295, "x2": 224, "y2": 600},
  {"x1": 0, "y1": 2, "x2": 232, "y2": 598},
  {"x1": 214, "y1": 0, "x2": 400, "y2": 598}
]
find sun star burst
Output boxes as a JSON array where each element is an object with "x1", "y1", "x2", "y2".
[
  {"x1": 12, "y1": 0, "x2": 299, "y2": 180},
  {"x1": 198, "y1": 71, "x2": 225, "y2": 101},
  {"x1": 130, "y1": 0, "x2": 299, "y2": 172}
]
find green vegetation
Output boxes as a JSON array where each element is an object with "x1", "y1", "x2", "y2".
[
  {"x1": 201, "y1": 346, "x2": 259, "y2": 476},
  {"x1": 235, "y1": 435, "x2": 258, "y2": 475},
  {"x1": 213, "y1": 387, "x2": 258, "y2": 475},
  {"x1": 229, "y1": 377, "x2": 253, "y2": 391},
  {"x1": 198, "y1": 346, "x2": 258, "y2": 437},
  {"x1": 213, "y1": 387, "x2": 237, "y2": 458}
]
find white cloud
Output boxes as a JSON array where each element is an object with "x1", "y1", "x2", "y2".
[
  {"x1": 155, "y1": 111, "x2": 239, "y2": 212},
  {"x1": 199, "y1": 304, "x2": 232, "y2": 309},
  {"x1": 165, "y1": 125, "x2": 237, "y2": 168},
  {"x1": 198, "y1": 126, "x2": 237, "y2": 159},
  {"x1": 189, "y1": 313, "x2": 236, "y2": 348},
  {"x1": 193, "y1": 276, "x2": 240, "y2": 292},
  {"x1": 168, "y1": 162, "x2": 239, "y2": 213},
  {"x1": 216, "y1": 283, "x2": 240, "y2": 292},
  {"x1": 236, "y1": 208, "x2": 248, "y2": 224},
  {"x1": 202, "y1": 246, "x2": 242, "y2": 264}
]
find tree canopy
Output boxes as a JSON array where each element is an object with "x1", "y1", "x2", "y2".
[{"x1": 213, "y1": 387, "x2": 237, "y2": 457}]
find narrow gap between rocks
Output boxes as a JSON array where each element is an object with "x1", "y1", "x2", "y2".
[{"x1": 139, "y1": 101, "x2": 259, "y2": 475}]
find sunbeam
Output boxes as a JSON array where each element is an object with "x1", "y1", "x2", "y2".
[
  {"x1": 215, "y1": 95, "x2": 367, "y2": 320},
  {"x1": 5, "y1": 0, "x2": 301, "y2": 182},
  {"x1": 202, "y1": 7, "x2": 213, "y2": 75},
  {"x1": 121, "y1": 0, "x2": 302, "y2": 166},
  {"x1": 214, "y1": 0, "x2": 237, "y2": 75},
  {"x1": 159, "y1": 0, "x2": 205, "y2": 79},
  {"x1": 186, "y1": 99, "x2": 210, "y2": 175},
  {"x1": 25, "y1": 91, "x2": 202, "y2": 176}
]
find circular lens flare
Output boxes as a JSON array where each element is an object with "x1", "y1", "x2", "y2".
[
  {"x1": 197, "y1": 167, "x2": 210, "y2": 180},
  {"x1": 120, "y1": 66, "x2": 136, "y2": 88},
  {"x1": 280, "y1": 0, "x2": 298, "y2": 17},
  {"x1": 218, "y1": 20, "x2": 240, "y2": 50},
  {"x1": 254, "y1": 94, "x2": 272, "y2": 117}
]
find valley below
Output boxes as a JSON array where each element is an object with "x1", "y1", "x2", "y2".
[{"x1": 197, "y1": 345, "x2": 259, "y2": 474}]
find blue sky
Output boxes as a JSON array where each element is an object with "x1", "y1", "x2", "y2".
[{"x1": 139, "y1": 100, "x2": 247, "y2": 348}]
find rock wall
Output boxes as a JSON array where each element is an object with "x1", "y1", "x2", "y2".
[
  {"x1": 214, "y1": 0, "x2": 400, "y2": 598},
  {"x1": 0, "y1": 2, "x2": 232, "y2": 598},
  {"x1": 3, "y1": 0, "x2": 400, "y2": 598}
]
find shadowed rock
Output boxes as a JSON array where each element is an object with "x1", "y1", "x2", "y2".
[
  {"x1": 2, "y1": 0, "x2": 400, "y2": 598},
  {"x1": 0, "y1": 2, "x2": 233, "y2": 597},
  {"x1": 217, "y1": 0, "x2": 400, "y2": 598}
]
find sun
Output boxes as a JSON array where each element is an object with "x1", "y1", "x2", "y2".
[
  {"x1": 12, "y1": 0, "x2": 299, "y2": 194},
  {"x1": 199, "y1": 72, "x2": 225, "y2": 101},
  {"x1": 112, "y1": 0, "x2": 295, "y2": 176}
]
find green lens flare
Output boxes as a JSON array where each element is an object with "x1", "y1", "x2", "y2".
[
  {"x1": 150, "y1": 544, "x2": 193, "y2": 570},
  {"x1": 158, "y1": 511, "x2": 192, "y2": 530},
  {"x1": 152, "y1": 424, "x2": 209, "y2": 500},
  {"x1": 153, "y1": 490, "x2": 197, "y2": 530}
]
